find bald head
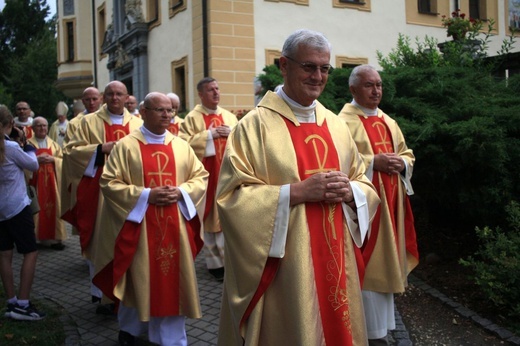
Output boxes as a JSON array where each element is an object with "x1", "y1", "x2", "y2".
[
  {"x1": 104, "y1": 81, "x2": 129, "y2": 115},
  {"x1": 142, "y1": 92, "x2": 173, "y2": 135},
  {"x1": 82, "y1": 87, "x2": 102, "y2": 113}
]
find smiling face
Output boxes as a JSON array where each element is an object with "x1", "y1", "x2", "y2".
[
  {"x1": 279, "y1": 45, "x2": 330, "y2": 107},
  {"x1": 350, "y1": 69, "x2": 382, "y2": 109},
  {"x1": 32, "y1": 118, "x2": 48, "y2": 139}
]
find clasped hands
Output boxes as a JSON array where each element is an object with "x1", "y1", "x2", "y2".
[
  {"x1": 148, "y1": 185, "x2": 182, "y2": 206},
  {"x1": 210, "y1": 124, "x2": 231, "y2": 139},
  {"x1": 37, "y1": 153, "x2": 54, "y2": 164},
  {"x1": 374, "y1": 153, "x2": 404, "y2": 175},
  {"x1": 291, "y1": 171, "x2": 354, "y2": 206}
]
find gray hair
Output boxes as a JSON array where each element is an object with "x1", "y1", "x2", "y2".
[
  {"x1": 166, "y1": 93, "x2": 180, "y2": 103},
  {"x1": 33, "y1": 116, "x2": 48, "y2": 126},
  {"x1": 282, "y1": 29, "x2": 331, "y2": 57},
  {"x1": 349, "y1": 64, "x2": 378, "y2": 87}
]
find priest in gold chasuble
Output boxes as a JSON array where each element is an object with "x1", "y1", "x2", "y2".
[
  {"x1": 179, "y1": 77, "x2": 238, "y2": 281},
  {"x1": 338, "y1": 65, "x2": 419, "y2": 345},
  {"x1": 95, "y1": 92, "x2": 208, "y2": 345},
  {"x1": 62, "y1": 81, "x2": 143, "y2": 305},
  {"x1": 216, "y1": 30, "x2": 379, "y2": 346}
]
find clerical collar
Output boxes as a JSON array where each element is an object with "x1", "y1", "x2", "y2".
[
  {"x1": 36, "y1": 137, "x2": 47, "y2": 148},
  {"x1": 276, "y1": 87, "x2": 316, "y2": 123},
  {"x1": 202, "y1": 105, "x2": 218, "y2": 114},
  {"x1": 352, "y1": 100, "x2": 378, "y2": 116},
  {"x1": 15, "y1": 117, "x2": 33, "y2": 126},
  {"x1": 109, "y1": 112, "x2": 124, "y2": 125},
  {"x1": 140, "y1": 126, "x2": 166, "y2": 144}
]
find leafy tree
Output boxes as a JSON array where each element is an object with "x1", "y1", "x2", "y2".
[
  {"x1": 256, "y1": 64, "x2": 283, "y2": 97},
  {"x1": 0, "y1": 0, "x2": 67, "y2": 119}
]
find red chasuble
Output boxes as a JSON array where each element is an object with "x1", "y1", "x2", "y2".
[
  {"x1": 359, "y1": 116, "x2": 418, "y2": 265},
  {"x1": 65, "y1": 123, "x2": 130, "y2": 252},
  {"x1": 285, "y1": 118, "x2": 354, "y2": 346},
  {"x1": 168, "y1": 122, "x2": 180, "y2": 136},
  {"x1": 29, "y1": 148, "x2": 57, "y2": 239},
  {"x1": 201, "y1": 114, "x2": 226, "y2": 222}
]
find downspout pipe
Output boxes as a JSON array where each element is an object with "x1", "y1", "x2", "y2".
[
  {"x1": 92, "y1": 0, "x2": 97, "y2": 88},
  {"x1": 202, "y1": 0, "x2": 208, "y2": 77}
]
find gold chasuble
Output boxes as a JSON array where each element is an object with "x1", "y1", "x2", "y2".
[
  {"x1": 94, "y1": 129, "x2": 207, "y2": 322},
  {"x1": 359, "y1": 117, "x2": 418, "y2": 287},
  {"x1": 216, "y1": 92, "x2": 379, "y2": 346},
  {"x1": 179, "y1": 105, "x2": 238, "y2": 233},
  {"x1": 27, "y1": 137, "x2": 66, "y2": 241},
  {"x1": 338, "y1": 104, "x2": 419, "y2": 293},
  {"x1": 67, "y1": 122, "x2": 130, "y2": 253},
  {"x1": 284, "y1": 118, "x2": 354, "y2": 345}
]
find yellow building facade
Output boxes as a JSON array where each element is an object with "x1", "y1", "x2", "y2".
[{"x1": 55, "y1": 0, "x2": 519, "y2": 112}]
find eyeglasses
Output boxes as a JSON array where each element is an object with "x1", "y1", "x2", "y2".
[
  {"x1": 284, "y1": 56, "x2": 333, "y2": 75},
  {"x1": 145, "y1": 107, "x2": 174, "y2": 115},
  {"x1": 16, "y1": 107, "x2": 29, "y2": 111}
]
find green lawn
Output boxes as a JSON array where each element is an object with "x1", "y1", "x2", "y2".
[{"x1": 0, "y1": 288, "x2": 66, "y2": 345}]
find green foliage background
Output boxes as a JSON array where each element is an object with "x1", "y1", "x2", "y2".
[
  {"x1": 258, "y1": 48, "x2": 520, "y2": 251},
  {"x1": 0, "y1": 0, "x2": 69, "y2": 120}
]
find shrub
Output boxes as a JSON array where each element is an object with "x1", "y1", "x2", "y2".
[{"x1": 460, "y1": 201, "x2": 520, "y2": 319}]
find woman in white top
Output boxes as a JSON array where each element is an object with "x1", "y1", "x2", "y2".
[{"x1": 0, "y1": 105, "x2": 45, "y2": 321}]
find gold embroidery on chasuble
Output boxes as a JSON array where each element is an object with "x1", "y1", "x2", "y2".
[
  {"x1": 104, "y1": 123, "x2": 130, "y2": 142},
  {"x1": 283, "y1": 118, "x2": 353, "y2": 344},
  {"x1": 360, "y1": 116, "x2": 400, "y2": 259},
  {"x1": 139, "y1": 142, "x2": 181, "y2": 316}
]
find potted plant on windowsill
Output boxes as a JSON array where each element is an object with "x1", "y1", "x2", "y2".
[{"x1": 441, "y1": 9, "x2": 481, "y2": 41}]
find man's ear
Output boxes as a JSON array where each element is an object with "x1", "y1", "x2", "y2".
[{"x1": 349, "y1": 85, "x2": 356, "y2": 96}]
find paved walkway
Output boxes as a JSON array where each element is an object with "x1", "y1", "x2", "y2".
[{"x1": 13, "y1": 228, "x2": 411, "y2": 345}]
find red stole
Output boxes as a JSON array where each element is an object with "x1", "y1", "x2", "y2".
[
  {"x1": 93, "y1": 140, "x2": 203, "y2": 309},
  {"x1": 24, "y1": 126, "x2": 33, "y2": 140},
  {"x1": 168, "y1": 122, "x2": 180, "y2": 136},
  {"x1": 285, "y1": 118, "x2": 354, "y2": 346},
  {"x1": 29, "y1": 147, "x2": 57, "y2": 239},
  {"x1": 201, "y1": 114, "x2": 226, "y2": 223},
  {"x1": 139, "y1": 142, "x2": 181, "y2": 316},
  {"x1": 66, "y1": 122, "x2": 130, "y2": 252},
  {"x1": 359, "y1": 116, "x2": 418, "y2": 264}
]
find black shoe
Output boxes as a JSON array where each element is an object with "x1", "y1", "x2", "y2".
[
  {"x1": 118, "y1": 330, "x2": 136, "y2": 346},
  {"x1": 50, "y1": 243, "x2": 65, "y2": 250},
  {"x1": 96, "y1": 303, "x2": 115, "y2": 315},
  {"x1": 10, "y1": 302, "x2": 46, "y2": 321},
  {"x1": 91, "y1": 295, "x2": 101, "y2": 303},
  {"x1": 209, "y1": 267, "x2": 225, "y2": 282},
  {"x1": 4, "y1": 303, "x2": 15, "y2": 318}
]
